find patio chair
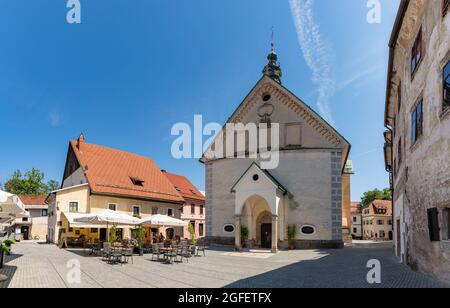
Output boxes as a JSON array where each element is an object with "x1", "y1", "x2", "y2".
[
  {"x1": 165, "y1": 246, "x2": 181, "y2": 264},
  {"x1": 196, "y1": 239, "x2": 206, "y2": 257},
  {"x1": 178, "y1": 245, "x2": 190, "y2": 263},
  {"x1": 122, "y1": 247, "x2": 134, "y2": 264},
  {"x1": 102, "y1": 242, "x2": 111, "y2": 262},
  {"x1": 151, "y1": 244, "x2": 162, "y2": 262},
  {"x1": 143, "y1": 243, "x2": 152, "y2": 254}
]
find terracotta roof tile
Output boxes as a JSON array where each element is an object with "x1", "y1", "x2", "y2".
[
  {"x1": 163, "y1": 172, "x2": 205, "y2": 202},
  {"x1": 18, "y1": 195, "x2": 48, "y2": 206},
  {"x1": 70, "y1": 140, "x2": 184, "y2": 204}
]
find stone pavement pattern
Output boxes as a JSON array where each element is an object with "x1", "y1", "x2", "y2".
[{"x1": 0, "y1": 242, "x2": 447, "y2": 288}]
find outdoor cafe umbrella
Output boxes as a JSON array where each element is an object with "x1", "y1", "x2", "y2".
[
  {"x1": 0, "y1": 190, "x2": 29, "y2": 219},
  {"x1": 0, "y1": 190, "x2": 29, "y2": 282},
  {"x1": 139, "y1": 214, "x2": 188, "y2": 227},
  {"x1": 73, "y1": 209, "x2": 141, "y2": 241}
]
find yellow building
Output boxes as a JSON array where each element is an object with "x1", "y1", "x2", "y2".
[{"x1": 47, "y1": 134, "x2": 185, "y2": 245}]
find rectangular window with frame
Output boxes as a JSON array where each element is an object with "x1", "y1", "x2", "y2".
[
  {"x1": 108, "y1": 203, "x2": 117, "y2": 211},
  {"x1": 132, "y1": 206, "x2": 140, "y2": 217},
  {"x1": 42, "y1": 209, "x2": 48, "y2": 217},
  {"x1": 427, "y1": 208, "x2": 440, "y2": 242},
  {"x1": 167, "y1": 208, "x2": 174, "y2": 217},
  {"x1": 152, "y1": 207, "x2": 158, "y2": 215},
  {"x1": 191, "y1": 204, "x2": 195, "y2": 215},
  {"x1": 443, "y1": 60, "x2": 450, "y2": 112},
  {"x1": 69, "y1": 201, "x2": 79, "y2": 213},
  {"x1": 200, "y1": 204, "x2": 204, "y2": 215},
  {"x1": 411, "y1": 28, "x2": 423, "y2": 75},
  {"x1": 411, "y1": 100, "x2": 423, "y2": 145}
]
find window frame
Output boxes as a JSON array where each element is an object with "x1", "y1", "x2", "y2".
[
  {"x1": 411, "y1": 28, "x2": 423, "y2": 77},
  {"x1": 41, "y1": 209, "x2": 48, "y2": 217},
  {"x1": 444, "y1": 0, "x2": 449, "y2": 16},
  {"x1": 69, "y1": 200, "x2": 79, "y2": 213},
  {"x1": 200, "y1": 204, "x2": 204, "y2": 215},
  {"x1": 191, "y1": 204, "x2": 195, "y2": 215},
  {"x1": 443, "y1": 60, "x2": 450, "y2": 113},
  {"x1": 108, "y1": 203, "x2": 117, "y2": 211},
  {"x1": 132, "y1": 205, "x2": 141, "y2": 217},
  {"x1": 411, "y1": 99, "x2": 424, "y2": 146},
  {"x1": 167, "y1": 208, "x2": 174, "y2": 217}
]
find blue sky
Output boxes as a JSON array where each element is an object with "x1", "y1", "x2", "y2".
[{"x1": 0, "y1": 0, "x2": 400, "y2": 201}]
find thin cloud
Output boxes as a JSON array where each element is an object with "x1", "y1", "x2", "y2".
[
  {"x1": 338, "y1": 64, "x2": 384, "y2": 91},
  {"x1": 49, "y1": 112, "x2": 62, "y2": 127},
  {"x1": 288, "y1": 0, "x2": 335, "y2": 126}
]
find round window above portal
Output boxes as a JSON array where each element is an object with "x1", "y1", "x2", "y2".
[
  {"x1": 300, "y1": 225, "x2": 316, "y2": 235},
  {"x1": 253, "y1": 174, "x2": 259, "y2": 181},
  {"x1": 223, "y1": 224, "x2": 235, "y2": 233}
]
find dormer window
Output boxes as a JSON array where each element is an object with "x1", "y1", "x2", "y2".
[
  {"x1": 130, "y1": 177, "x2": 144, "y2": 187},
  {"x1": 175, "y1": 186, "x2": 181, "y2": 192},
  {"x1": 190, "y1": 189, "x2": 197, "y2": 195}
]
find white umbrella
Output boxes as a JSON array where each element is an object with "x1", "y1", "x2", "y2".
[
  {"x1": 74, "y1": 209, "x2": 141, "y2": 226},
  {"x1": 73, "y1": 209, "x2": 141, "y2": 242},
  {"x1": 0, "y1": 190, "x2": 29, "y2": 220},
  {"x1": 139, "y1": 214, "x2": 188, "y2": 227},
  {"x1": 0, "y1": 190, "x2": 29, "y2": 282}
]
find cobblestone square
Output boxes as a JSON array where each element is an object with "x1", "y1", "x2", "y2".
[{"x1": 0, "y1": 242, "x2": 447, "y2": 288}]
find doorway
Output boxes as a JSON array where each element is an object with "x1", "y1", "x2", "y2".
[
  {"x1": 261, "y1": 223, "x2": 272, "y2": 249},
  {"x1": 99, "y1": 229, "x2": 107, "y2": 242},
  {"x1": 21, "y1": 226, "x2": 29, "y2": 240}
]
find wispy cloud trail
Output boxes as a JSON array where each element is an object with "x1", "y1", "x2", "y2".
[{"x1": 288, "y1": 0, "x2": 335, "y2": 125}]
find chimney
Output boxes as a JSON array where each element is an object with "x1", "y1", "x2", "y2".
[
  {"x1": 77, "y1": 133, "x2": 85, "y2": 150},
  {"x1": 161, "y1": 169, "x2": 167, "y2": 173}
]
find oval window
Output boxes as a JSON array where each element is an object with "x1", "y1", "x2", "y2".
[
  {"x1": 223, "y1": 225, "x2": 235, "y2": 233},
  {"x1": 253, "y1": 174, "x2": 259, "y2": 181},
  {"x1": 262, "y1": 93, "x2": 272, "y2": 102},
  {"x1": 300, "y1": 226, "x2": 315, "y2": 235}
]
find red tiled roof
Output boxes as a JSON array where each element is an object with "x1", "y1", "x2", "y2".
[
  {"x1": 351, "y1": 202, "x2": 362, "y2": 214},
  {"x1": 18, "y1": 195, "x2": 48, "y2": 206},
  {"x1": 70, "y1": 140, "x2": 184, "y2": 204},
  {"x1": 370, "y1": 200, "x2": 392, "y2": 216},
  {"x1": 163, "y1": 172, "x2": 205, "y2": 202}
]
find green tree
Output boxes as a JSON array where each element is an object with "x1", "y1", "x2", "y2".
[
  {"x1": 3, "y1": 169, "x2": 59, "y2": 195},
  {"x1": 361, "y1": 188, "x2": 392, "y2": 207}
]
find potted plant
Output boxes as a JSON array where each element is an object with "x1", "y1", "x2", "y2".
[
  {"x1": 287, "y1": 225, "x2": 296, "y2": 250},
  {"x1": 109, "y1": 225, "x2": 118, "y2": 246},
  {"x1": 0, "y1": 239, "x2": 15, "y2": 269},
  {"x1": 188, "y1": 223, "x2": 197, "y2": 246},
  {"x1": 136, "y1": 226, "x2": 146, "y2": 256},
  {"x1": 241, "y1": 226, "x2": 249, "y2": 248}
]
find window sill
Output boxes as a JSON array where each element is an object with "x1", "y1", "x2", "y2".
[{"x1": 410, "y1": 136, "x2": 424, "y2": 152}]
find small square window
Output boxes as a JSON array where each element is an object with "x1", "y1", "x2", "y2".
[
  {"x1": 69, "y1": 202, "x2": 79, "y2": 213},
  {"x1": 152, "y1": 207, "x2": 158, "y2": 215},
  {"x1": 42, "y1": 209, "x2": 48, "y2": 217},
  {"x1": 108, "y1": 203, "x2": 117, "y2": 211},
  {"x1": 130, "y1": 177, "x2": 144, "y2": 187},
  {"x1": 167, "y1": 208, "x2": 174, "y2": 217}
]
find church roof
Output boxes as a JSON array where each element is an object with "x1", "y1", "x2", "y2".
[{"x1": 230, "y1": 162, "x2": 289, "y2": 194}]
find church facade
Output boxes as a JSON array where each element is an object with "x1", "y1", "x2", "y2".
[{"x1": 201, "y1": 48, "x2": 351, "y2": 252}]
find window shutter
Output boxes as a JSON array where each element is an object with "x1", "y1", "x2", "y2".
[{"x1": 427, "y1": 208, "x2": 440, "y2": 242}]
